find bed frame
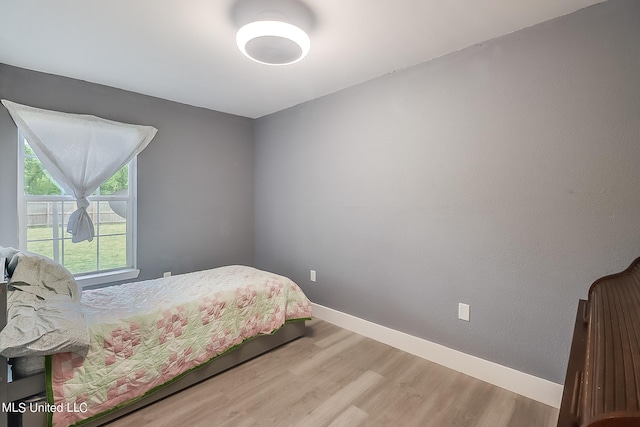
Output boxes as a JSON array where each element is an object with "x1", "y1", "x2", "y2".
[{"x1": 0, "y1": 261, "x2": 306, "y2": 427}]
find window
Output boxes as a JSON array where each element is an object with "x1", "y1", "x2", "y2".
[
  {"x1": 18, "y1": 135, "x2": 139, "y2": 285},
  {"x1": 5, "y1": 100, "x2": 155, "y2": 286}
]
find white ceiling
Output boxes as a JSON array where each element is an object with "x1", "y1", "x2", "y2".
[{"x1": 1, "y1": 0, "x2": 604, "y2": 119}]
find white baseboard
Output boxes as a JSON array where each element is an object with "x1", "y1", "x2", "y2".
[{"x1": 311, "y1": 303, "x2": 563, "y2": 408}]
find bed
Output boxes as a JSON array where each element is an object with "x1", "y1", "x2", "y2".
[{"x1": 0, "y1": 248, "x2": 311, "y2": 427}]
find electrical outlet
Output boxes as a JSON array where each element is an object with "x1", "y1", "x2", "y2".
[
  {"x1": 163, "y1": 271, "x2": 172, "y2": 278},
  {"x1": 310, "y1": 270, "x2": 316, "y2": 282},
  {"x1": 458, "y1": 303, "x2": 470, "y2": 321}
]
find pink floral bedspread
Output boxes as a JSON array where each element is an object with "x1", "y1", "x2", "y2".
[{"x1": 48, "y1": 266, "x2": 311, "y2": 426}]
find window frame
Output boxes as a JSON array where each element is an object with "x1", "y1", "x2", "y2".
[{"x1": 17, "y1": 133, "x2": 140, "y2": 287}]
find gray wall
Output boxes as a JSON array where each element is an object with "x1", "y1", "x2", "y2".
[
  {"x1": 0, "y1": 64, "x2": 255, "y2": 280},
  {"x1": 1, "y1": 0, "x2": 638, "y2": 386},
  {"x1": 254, "y1": 0, "x2": 640, "y2": 383}
]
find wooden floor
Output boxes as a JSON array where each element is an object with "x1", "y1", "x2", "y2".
[{"x1": 107, "y1": 319, "x2": 559, "y2": 427}]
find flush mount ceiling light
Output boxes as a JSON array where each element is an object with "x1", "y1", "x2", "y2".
[
  {"x1": 236, "y1": 20, "x2": 310, "y2": 66},
  {"x1": 232, "y1": 0, "x2": 314, "y2": 66}
]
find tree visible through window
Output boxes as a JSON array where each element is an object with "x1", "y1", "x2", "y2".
[{"x1": 20, "y1": 138, "x2": 136, "y2": 275}]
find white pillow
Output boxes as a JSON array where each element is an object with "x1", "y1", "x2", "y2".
[{"x1": 0, "y1": 251, "x2": 89, "y2": 358}]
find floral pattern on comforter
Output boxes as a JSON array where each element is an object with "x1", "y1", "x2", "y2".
[{"x1": 48, "y1": 266, "x2": 311, "y2": 427}]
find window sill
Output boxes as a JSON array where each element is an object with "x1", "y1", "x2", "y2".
[{"x1": 75, "y1": 268, "x2": 140, "y2": 288}]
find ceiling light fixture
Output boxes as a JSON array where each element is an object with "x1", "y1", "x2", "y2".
[
  {"x1": 236, "y1": 20, "x2": 310, "y2": 66},
  {"x1": 232, "y1": 0, "x2": 314, "y2": 66}
]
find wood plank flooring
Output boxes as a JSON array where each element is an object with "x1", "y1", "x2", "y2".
[{"x1": 107, "y1": 319, "x2": 559, "y2": 427}]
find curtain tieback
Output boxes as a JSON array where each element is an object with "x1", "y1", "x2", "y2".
[{"x1": 76, "y1": 197, "x2": 90, "y2": 210}]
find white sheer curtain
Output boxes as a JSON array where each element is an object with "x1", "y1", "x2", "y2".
[{"x1": 2, "y1": 100, "x2": 157, "y2": 243}]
